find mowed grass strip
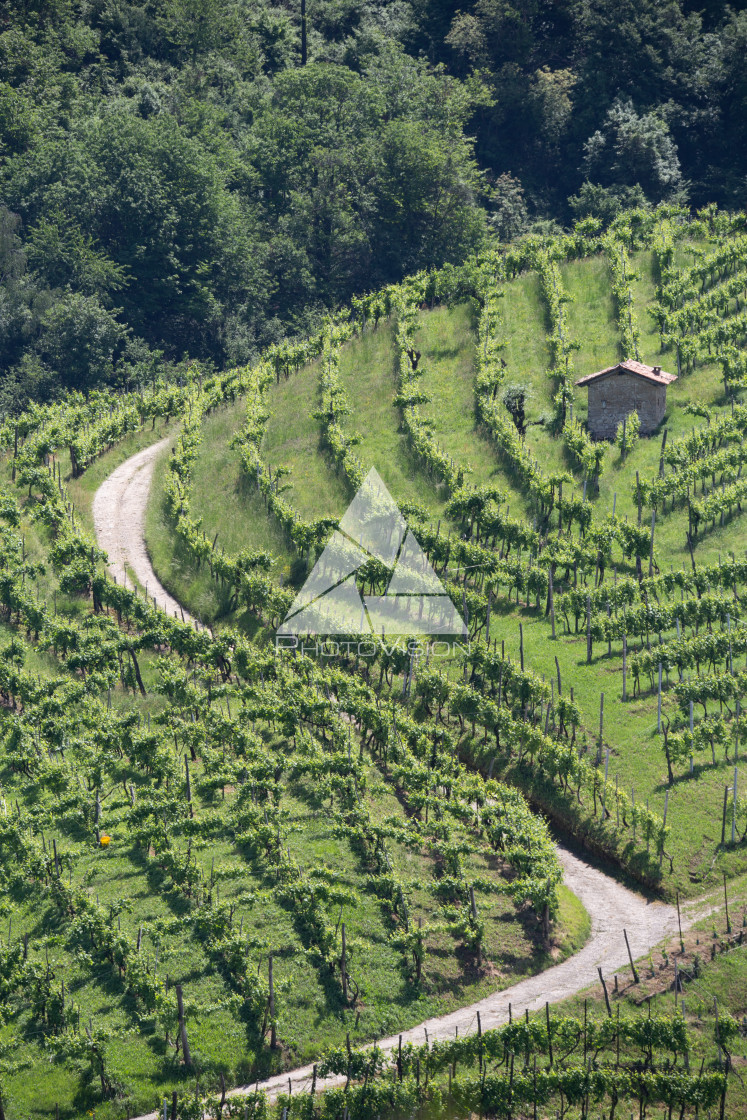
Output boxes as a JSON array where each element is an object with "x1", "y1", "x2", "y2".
[
  {"x1": 336, "y1": 319, "x2": 448, "y2": 514},
  {"x1": 415, "y1": 302, "x2": 529, "y2": 506},
  {"x1": 501, "y1": 269, "x2": 552, "y2": 415},
  {"x1": 262, "y1": 355, "x2": 350, "y2": 522}
]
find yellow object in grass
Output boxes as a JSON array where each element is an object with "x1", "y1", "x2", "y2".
[{"x1": 100, "y1": 834, "x2": 111, "y2": 847}]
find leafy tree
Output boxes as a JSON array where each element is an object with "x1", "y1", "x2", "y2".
[
  {"x1": 0, "y1": 81, "x2": 38, "y2": 156},
  {"x1": 582, "y1": 98, "x2": 686, "y2": 203},
  {"x1": 162, "y1": 0, "x2": 228, "y2": 63},
  {"x1": 489, "y1": 173, "x2": 529, "y2": 241},
  {"x1": 568, "y1": 181, "x2": 649, "y2": 225},
  {"x1": 373, "y1": 117, "x2": 485, "y2": 275},
  {"x1": 0, "y1": 207, "x2": 36, "y2": 375},
  {"x1": 573, "y1": 0, "x2": 703, "y2": 118},
  {"x1": 0, "y1": 0, "x2": 745, "y2": 404},
  {"x1": 502, "y1": 383, "x2": 531, "y2": 436},
  {"x1": 709, "y1": 10, "x2": 747, "y2": 202},
  {"x1": 26, "y1": 210, "x2": 127, "y2": 299},
  {"x1": 530, "y1": 67, "x2": 576, "y2": 149},
  {"x1": 37, "y1": 292, "x2": 128, "y2": 392},
  {"x1": 0, "y1": 354, "x2": 58, "y2": 415}
]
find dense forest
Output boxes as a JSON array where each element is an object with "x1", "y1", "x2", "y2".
[{"x1": 1, "y1": 0, "x2": 746, "y2": 412}]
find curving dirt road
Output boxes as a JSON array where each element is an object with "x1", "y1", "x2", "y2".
[
  {"x1": 131, "y1": 846, "x2": 688, "y2": 1119},
  {"x1": 95, "y1": 442, "x2": 691, "y2": 1120},
  {"x1": 220, "y1": 844, "x2": 685, "y2": 1106},
  {"x1": 92, "y1": 437, "x2": 198, "y2": 626}
]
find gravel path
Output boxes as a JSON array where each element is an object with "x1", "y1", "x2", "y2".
[
  {"x1": 92, "y1": 437, "x2": 198, "y2": 626},
  {"x1": 95, "y1": 443, "x2": 690, "y2": 1120},
  {"x1": 225, "y1": 845, "x2": 684, "y2": 1103},
  {"x1": 133, "y1": 845, "x2": 689, "y2": 1119}
]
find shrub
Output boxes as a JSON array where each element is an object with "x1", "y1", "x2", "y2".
[{"x1": 616, "y1": 409, "x2": 640, "y2": 458}]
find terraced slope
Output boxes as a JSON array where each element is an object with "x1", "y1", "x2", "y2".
[
  {"x1": 3, "y1": 205, "x2": 747, "y2": 1118},
  {"x1": 146, "y1": 219, "x2": 747, "y2": 898}
]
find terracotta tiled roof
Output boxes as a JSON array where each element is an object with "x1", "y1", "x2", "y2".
[{"x1": 575, "y1": 359, "x2": 677, "y2": 387}]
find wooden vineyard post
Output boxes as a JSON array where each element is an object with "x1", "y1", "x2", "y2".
[
  {"x1": 659, "y1": 790, "x2": 669, "y2": 870},
  {"x1": 519, "y1": 622, "x2": 524, "y2": 672},
  {"x1": 722, "y1": 784, "x2": 731, "y2": 847},
  {"x1": 175, "y1": 984, "x2": 192, "y2": 1067},
  {"x1": 586, "y1": 594, "x2": 592, "y2": 663},
  {"x1": 657, "y1": 663, "x2": 662, "y2": 733},
  {"x1": 724, "y1": 873, "x2": 731, "y2": 934},
  {"x1": 470, "y1": 886, "x2": 481, "y2": 964},
  {"x1": 736, "y1": 697, "x2": 740, "y2": 763},
  {"x1": 184, "y1": 755, "x2": 193, "y2": 818},
  {"x1": 602, "y1": 748, "x2": 610, "y2": 807},
  {"x1": 11, "y1": 424, "x2": 18, "y2": 483},
  {"x1": 636, "y1": 470, "x2": 641, "y2": 524},
  {"x1": 269, "y1": 953, "x2": 277, "y2": 1049},
  {"x1": 676, "y1": 891, "x2": 683, "y2": 950},
  {"x1": 598, "y1": 693, "x2": 604, "y2": 755},
  {"x1": 649, "y1": 511, "x2": 656, "y2": 579},
  {"x1": 659, "y1": 428, "x2": 668, "y2": 478},
  {"x1": 732, "y1": 767, "x2": 738, "y2": 846},
  {"x1": 548, "y1": 566, "x2": 555, "y2": 638},
  {"x1": 597, "y1": 967, "x2": 612, "y2": 1017},
  {"x1": 341, "y1": 922, "x2": 348, "y2": 1003},
  {"x1": 623, "y1": 928, "x2": 639, "y2": 983},
  {"x1": 477, "y1": 1010, "x2": 483, "y2": 1074}
]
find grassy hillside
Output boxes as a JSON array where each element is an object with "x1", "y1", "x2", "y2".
[
  {"x1": 0, "y1": 426, "x2": 583, "y2": 1117},
  {"x1": 5, "y1": 208, "x2": 747, "y2": 1118},
  {"x1": 146, "y1": 234, "x2": 747, "y2": 901}
]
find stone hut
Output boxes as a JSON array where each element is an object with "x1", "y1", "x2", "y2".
[{"x1": 575, "y1": 359, "x2": 677, "y2": 440}]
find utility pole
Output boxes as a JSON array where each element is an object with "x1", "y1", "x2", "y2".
[{"x1": 301, "y1": 0, "x2": 307, "y2": 64}]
